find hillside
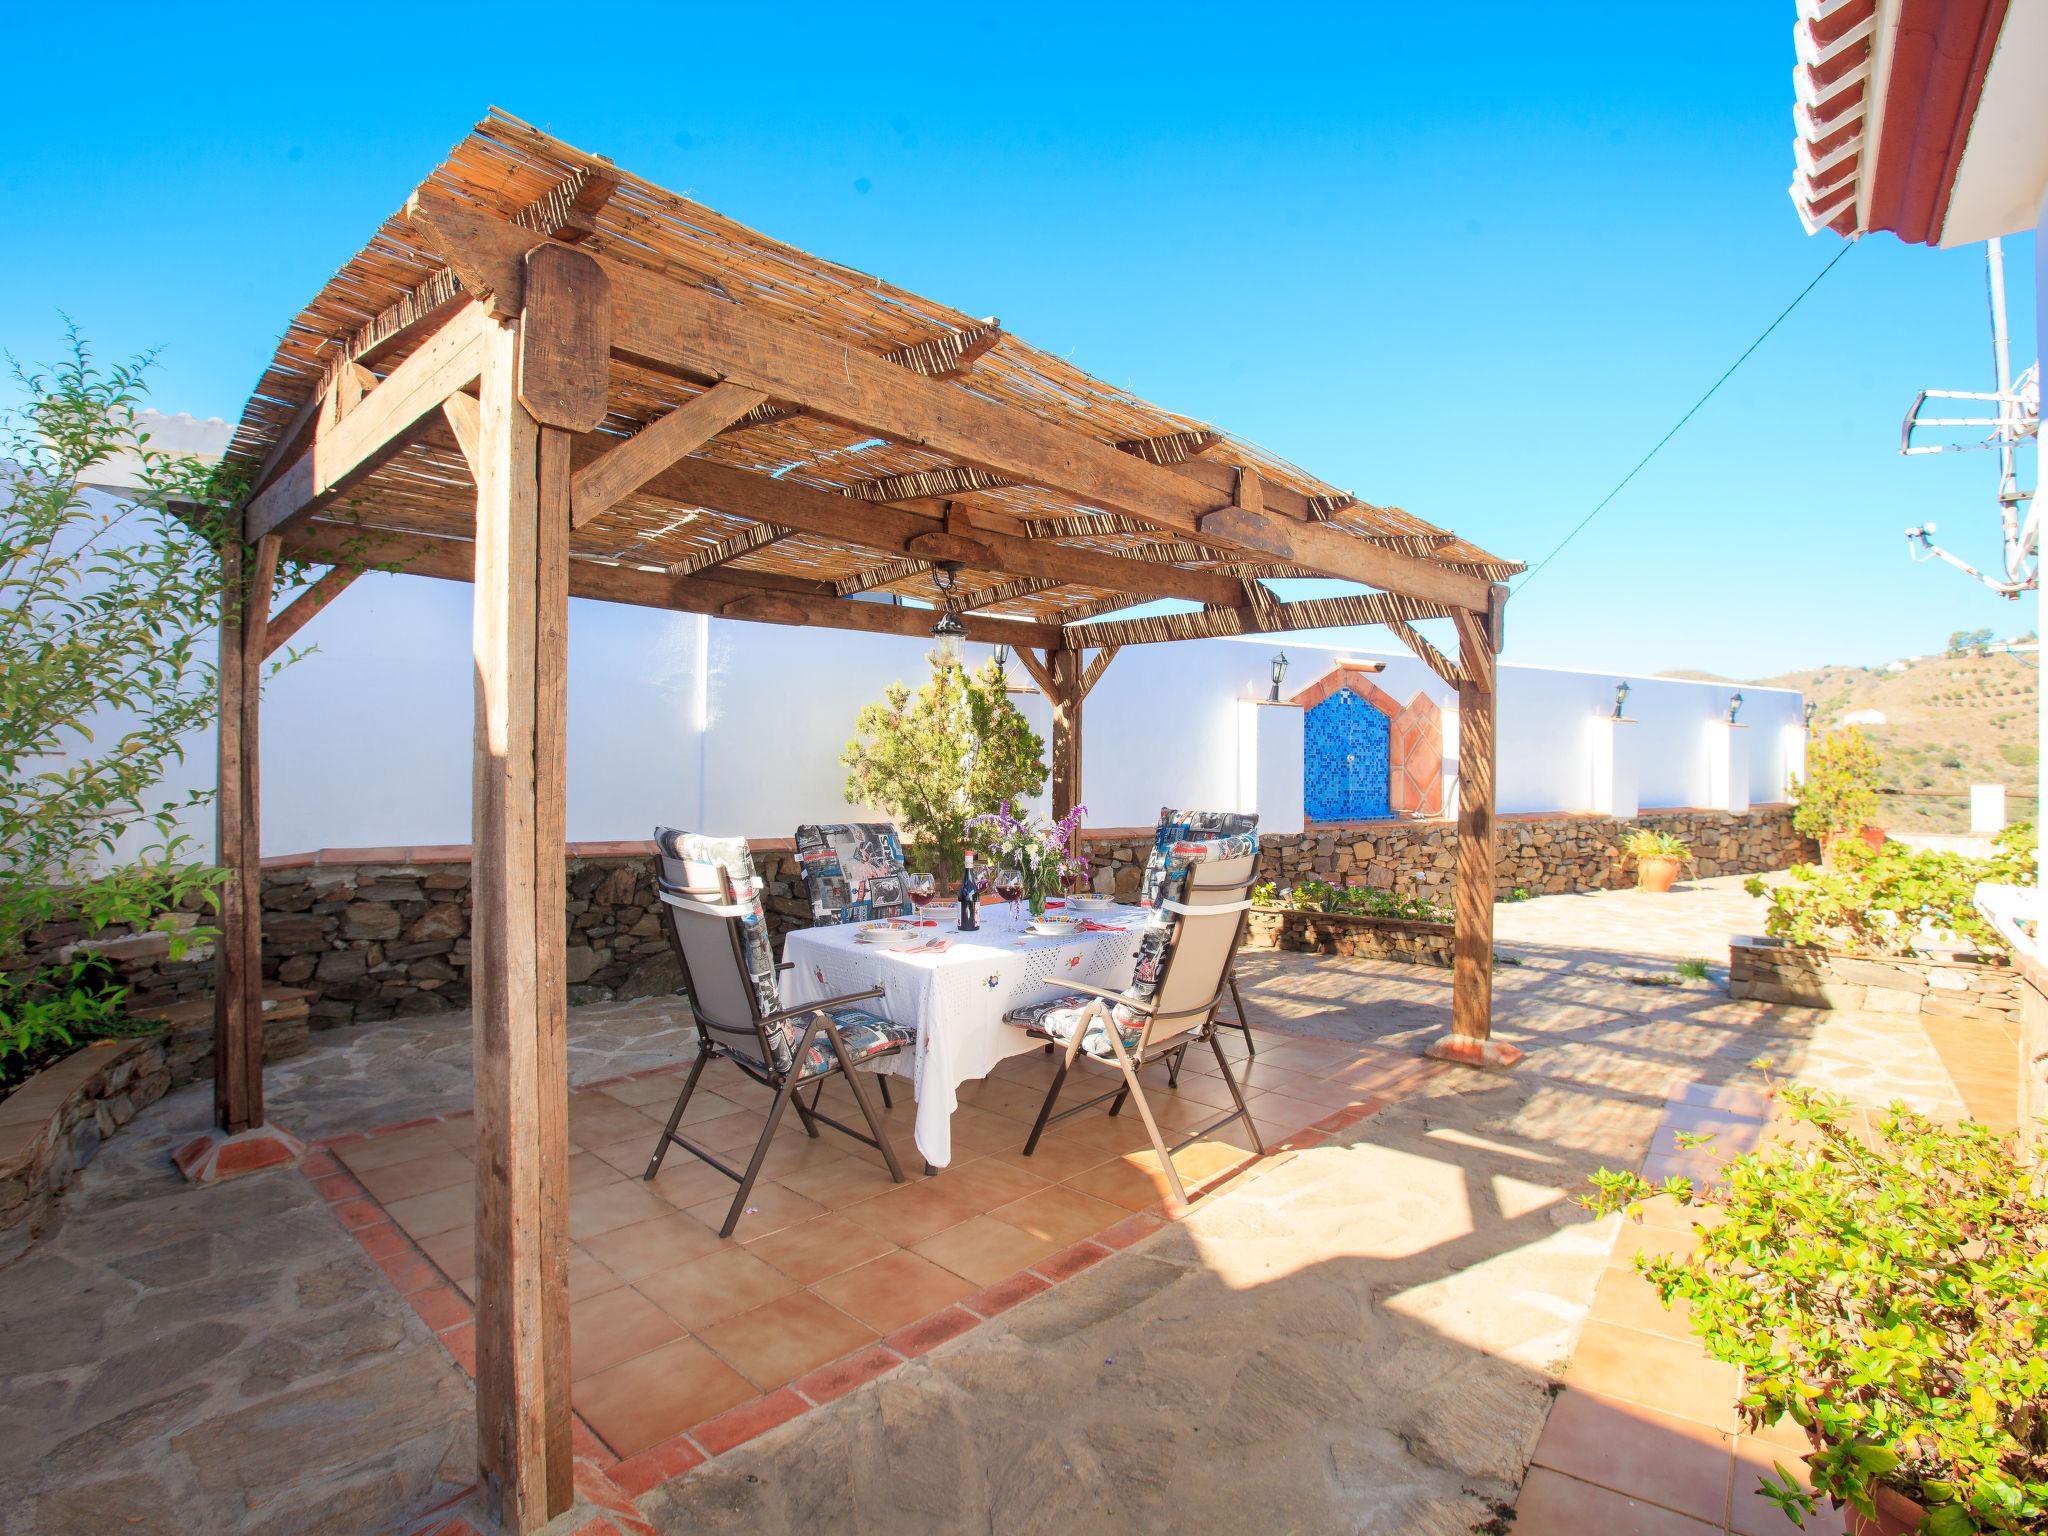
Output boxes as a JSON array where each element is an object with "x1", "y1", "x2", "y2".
[{"x1": 1712, "y1": 653, "x2": 2038, "y2": 832}]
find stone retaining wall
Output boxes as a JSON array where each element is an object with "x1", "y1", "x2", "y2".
[
  {"x1": 1243, "y1": 907, "x2": 1453, "y2": 967},
  {"x1": 222, "y1": 805, "x2": 1805, "y2": 1028},
  {"x1": 1, "y1": 1036, "x2": 169, "y2": 1262},
  {"x1": 1727, "y1": 936, "x2": 2022, "y2": 1024}
]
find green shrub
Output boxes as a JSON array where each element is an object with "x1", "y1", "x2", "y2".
[
  {"x1": 1744, "y1": 824, "x2": 2036, "y2": 957},
  {"x1": 1583, "y1": 1085, "x2": 2048, "y2": 1533},
  {"x1": 1251, "y1": 878, "x2": 1449, "y2": 924},
  {"x1": 1792, "y1": 728, "x2": 1883, "y2": 843}
]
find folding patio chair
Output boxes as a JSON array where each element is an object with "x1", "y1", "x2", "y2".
[
  {"x1": 1005, "y1": 832, "x2": 1264, "y2": 1207},
  {"x1": 793, "y1": 822, "x2": 911, "y2": 925},
  {"x1": 644, "y1": 828, "x2": 909, "y2": 1236},
  {"x1": 1142, "y1": 808, "x2": 1262, "y2": 1058}
]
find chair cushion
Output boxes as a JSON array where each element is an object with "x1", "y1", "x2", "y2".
[
  {"x1": 1003, "y1": 993, "x2": 1142, "y2": 1060},
  {"x1": 1139, "y1": 808, "x2": 1261, "y2": 908},
  {"x1": 794, "y1": 1004, "x2": 915, "y2": 1080},
  {"x1": 654, "y1": 826, "x2": 791, "y2": 1066},
  {"x1": 794, "y1": 823, "x2": 911, "y2": 925}
]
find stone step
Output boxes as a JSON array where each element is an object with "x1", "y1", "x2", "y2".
[{"x1": 128, "y1": 988, "x2": 318, "y2": 1087}]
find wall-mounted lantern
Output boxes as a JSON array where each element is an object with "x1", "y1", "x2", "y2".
[
  {"x1": 1611, "y1": 680, "x2": 1630, "y2": 720},
  {"x1": 1269, "y1": 651, "x2": 1290, "y2": 702},
  {"x1": 1726, "y1": 691, "x2": 1744, "y2": 724},
  {"x1": 992, "y1": 642, "x2": 1009, "y2": 677},
  {"x1": 929, "y1": 563, "x2": 966, "y2": 643},
  {"x1": 1803, "y1": 701, "x2": 1817, "y2": 729}
]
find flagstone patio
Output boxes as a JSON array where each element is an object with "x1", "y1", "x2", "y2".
[{"x1": 0, "y1": 877, "x2": 2020, "y2": 1535}]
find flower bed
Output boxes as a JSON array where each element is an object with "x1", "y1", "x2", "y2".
[
  {"x1": 1728, "y1": 935, "x2": 2021, "y2": 1024},
  {"x1": 1244, "y1": 907, "x2": 1454, "y2": 967}
]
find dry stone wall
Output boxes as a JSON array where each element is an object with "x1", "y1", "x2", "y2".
[{"x1": 219, "y1": 806, "x2": 1807, "y2": 1027}]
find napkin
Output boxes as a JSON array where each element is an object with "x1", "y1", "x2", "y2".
[
  {"x1": 1077, "y1": 920, "x2": 1131, "y2": 933},
  {"x1": 899, "y1": 937, "x2": 952, "y2": 955}
]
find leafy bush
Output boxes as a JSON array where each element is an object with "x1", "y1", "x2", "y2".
[
  {"x1": 1745, "y1": 824, "x2": 2036, "y2": 957},
  {"x1": 1623, "y1": 828, "x2": 1692, "y2": 863},
  {"x1": 1583, "y1": 1085, "x2": 2048, "y2": 1533},
  {"x1": 1793, "y1": 727, "x2": 1883, "y2": 843},
  {"x1": 1251, "y1": 878, "x2": 1449, "y2": 924},
  {"x1": 842, "y1": 651, "x2": 1046, "y2": 879}
]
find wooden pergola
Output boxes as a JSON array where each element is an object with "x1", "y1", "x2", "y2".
[{"x1": 213, "y1": 112, "x2": 1522, "y2": 1530}]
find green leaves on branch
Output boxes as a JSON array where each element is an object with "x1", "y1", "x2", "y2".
[
  {"x1": 841, "y1": 651, "x2": 1047, "y2": 879},
  {"x1": 1251, "y1": 877, "x2": 1450, "y2": 924},
  {"x1": 1745, "y1": 824, "x2": 2037, "y2": 957},
  {"x1": 1582, "y1": 1082, "x2": 2048, "y2": 1533},
  {"x1": 1793, "y1": 727, "x2": 1884, "y2": 843}
]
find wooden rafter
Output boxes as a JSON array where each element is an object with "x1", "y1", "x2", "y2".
[
  {"x1": 1065, "y1": 589, "x2": 1455, "y2": 649},
  {"x1": 515, "y1": 165, "x2": 620, "y2": 244},
  {"x1": 1079, "y1": 645, "x2": 1118, "y2": 699},
  {"x1": 246, "y1": 302, "x2": 494, "y2": 542},
  {"x1": 263, "y1": 565, "x2": 361, "y2": 657},
  {"x1": 404, "y1": 195, "x2": 1497, "y2": 612},
  {"x1": 956, "y1": 574, "x2": 1063, "y2": 612},
  {"x1": 1012, "y1": 646, "x2": 1060, "y2": 697},
  {"x1": 1116, "y1": 429, "x2": 1220, "y2": 465},
  {"x1": 844, "y1": 464, "x2": 1015, "y2": 502},
  {"x1": 887, "y1": 319, "x2": 1003, "y2": 378},
  {"x1": 833, "y1": 557, "x2": 932, "y2": 597}
]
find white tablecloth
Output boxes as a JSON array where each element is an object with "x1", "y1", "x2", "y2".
[{"x1": 779, "y1": 903, "x2": 1148, "y2": 1166}]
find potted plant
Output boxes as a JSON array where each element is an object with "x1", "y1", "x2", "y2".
[
  {"x1": 1622, "y1": 828, "x2": 1691, "y2": 893},
  {"x1": 968, "y1": 801, "x2": 1087, "y2": 918},
  {"x1": 1583, "y1": 1084, "x2": 2048, "y2": 1535},
  {"x1": 1793, "y1": 727, "x2": 1886, "y2": 866}
]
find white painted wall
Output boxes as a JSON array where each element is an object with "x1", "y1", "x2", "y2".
[{"x1": 152, "y1": 576, "x2": 1802, "y2": 856}]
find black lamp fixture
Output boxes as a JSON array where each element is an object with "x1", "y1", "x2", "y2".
[
  {"x1": 1268, "y1": 651, "x2": 1289, "y2": 702},
  {"x1": 929, "y1": 562, "x2": 966, "y2": 641},
  {"x1": 992, "y1": 642, "x2": 1009, "y2": 676},
  {"x1": 1803, "y1": 700, "x2": 1817, "y2": 728},
  {"x1": 1612, "y1": 680, "x2": 1630, "y2": 720},
  {"x1": 1727, "y1": 690, "x2": 1744, "y2": 724}
]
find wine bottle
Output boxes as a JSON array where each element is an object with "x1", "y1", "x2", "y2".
[{"x1": 957, "y1": 851, "x2": 980, "y2": 932}]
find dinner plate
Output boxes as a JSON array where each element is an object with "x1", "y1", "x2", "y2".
[
  {"x1": 1025, "y1": 916, "x2": 1084, "y2": 937},
  {"x1": 855, "y1": 922, "x2": 919, "y2": 947},
  {"x1": 1068, "y1": 895, "x2": 1115, "y2": 913}
]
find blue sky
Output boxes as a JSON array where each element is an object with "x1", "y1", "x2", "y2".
[{"x1": 4, "y1": 1, "x2": 2035, "y2": 679}]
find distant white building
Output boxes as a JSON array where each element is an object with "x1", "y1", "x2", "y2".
[{"x1": 1841, "y1": 708, "x2": 1888, "y2": 727}]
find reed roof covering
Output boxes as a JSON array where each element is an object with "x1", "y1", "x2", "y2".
[{"x1": 228, "y1": 110, "x2": 1518, "y2": 632}]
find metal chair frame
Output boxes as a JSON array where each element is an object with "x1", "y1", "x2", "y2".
[
  {"x1": 1021, "y1": 857, "x2": 1264, "y2": 1207},
  {"x1": 644, "y1": 865, "x2": 907, "y2": 1236}
]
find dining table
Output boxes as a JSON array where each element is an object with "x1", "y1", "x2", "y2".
[{"x1": 778, "y1": 900, "x2": 1150, "y2": 1167}]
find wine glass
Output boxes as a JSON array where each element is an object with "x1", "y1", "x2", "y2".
[
  {"x1": 996, "y1": 866, "x2": 1024, "y2": 919},
  {"x1": 1060, "y1": 864, "x2": 1084, "y2": 898},
  {"x1": 905, "y1": 872, "x2": 936, "y2": 925}
]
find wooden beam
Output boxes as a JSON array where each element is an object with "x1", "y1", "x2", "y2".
[
  {"x1": 516, "y1": 165, "x2": 620, "y2": 244},
  {"x1": 1049, "y1": 649, "x2": 1084, "y2": 823},
  {"x1": 402, "y1": 198, "x2": 1496, "y2": 611},
  {"x1": 638, "y1": 455, "x2": 1244, "y2": 608},
  {"x1": 888, "y1": 320, "x2": 1003, "y2": 377},
  {"x1": 264, "y1": 564, "x2": 361, "y2": 657},
  {"x1": 1442, "y1": 606, "x2": 1499, "y2": 1061},
  {"x1": 443, "y1": 393, "x2": 483, "y2": 478},
  {"x1": 469, "y1": 315, "x2": 574, "y2": 1529},
  {"x1": 1385, "y1": 616, "x2": 1465, "y2": 688},
  {"x1": 834, "y1": 557, "x2": 930, "y2": 597},
  {"x1": 844, "y1": 464, "x2": 1015, "y2": 502},
  {"x1": 284, "y1": 521, "x2": 1064, "y2": 650},
  {"x1": 210, "y1": 531, "x2": 276, "y2": 1136},
  {"x1": 1116, "y1": 429, "x2": 1221, "y2": 465},
  {"x1": 517, "y1": 245, "x2": 612, "y2": 433},
  {"x1": 1078, "y1": 645, "x2": 1117, "y2": 700},
  {"x1": 570, "y1": 382, "x2": 768, "y2": 528},
  {"x1": 1066, "y1": 589, "x2": 1455, "y2": 648},
  {"x1": 1012, "y1": 646, "x2": 1060, "y2": 698},
  {"x1": 246, "y1": 302, "x2": 494, "y2": 542}
]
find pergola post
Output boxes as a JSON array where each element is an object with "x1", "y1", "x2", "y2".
[
  {"x1": 1427, "y1": 605, "x2": 1520, "y2": 1069},
  {"x1": 469, "y1": 308, "x2": 574, "y2": 1529},
  {"x1": 1049, "y1": 648, "x2": 1084, "y2": 823}
]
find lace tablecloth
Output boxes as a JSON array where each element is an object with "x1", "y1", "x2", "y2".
[{"x1": 779, "y1": 903, "x2": 1147, "y2": 1166}]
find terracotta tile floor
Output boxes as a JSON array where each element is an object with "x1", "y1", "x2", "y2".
[
  {"x1": 1519, "y1": 1083, "x2": 1849, "y2": 1536},
  {"x1": 329, "y1": 1027, "x2": 1415, "y2": 1475}
]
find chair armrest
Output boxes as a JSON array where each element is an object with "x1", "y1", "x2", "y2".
[
  {"x1": 1054, "y1": 981, "x2": 1151, "y2": 1014},
  {"x1": 759, "y1": 985, "x2": 887, "y2": 1024}
]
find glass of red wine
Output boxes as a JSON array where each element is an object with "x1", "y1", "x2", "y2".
[
  {"x1": 995, "y1": 867, "x2": 1024, "y2": 918},
  {"x1": 905, "y1": 872, "x2": 936, "y2": 925}
]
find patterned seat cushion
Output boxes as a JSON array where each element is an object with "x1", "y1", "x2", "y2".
[
  {"x1": 1003, "y1": 993, "x2": 1142, "y2": 1059},
  {"x1": 793, "y1": 1004, "x2": 915, "y2": 1080},
  {"x1": 654, "y1": 826, "x2": 796, "y2": 1067},
  {"x1": 794, "y1": 823, "x2": 910, "y2": 925}
]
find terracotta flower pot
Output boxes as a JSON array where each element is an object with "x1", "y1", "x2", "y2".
[
  {"x1": 1636, "y1": 855, "x2": 1681, "y2": 893},
  {"x1": 1843, "y1": 1481, "x2": 1926, "y2": 1536}
]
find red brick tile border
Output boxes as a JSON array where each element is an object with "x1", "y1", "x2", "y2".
[{"x1": 315, "y1": 1031, "x2": 1432, "y2": 1521}]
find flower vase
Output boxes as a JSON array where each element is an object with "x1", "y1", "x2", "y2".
[{"x1": 1028, "y1": 886, "x2": 1049, "y2": 920}]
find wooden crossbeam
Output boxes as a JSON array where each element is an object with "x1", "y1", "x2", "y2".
[
  {"x1": 403, "y1": 195, "x2": 1496, "y2": 612},
  {"x1": 246, "y1": 302, "x2": 494, "y2": 542},
  {"x1": 1012, "y1": 646, "x2": 1060, "y2": 697},
  {"x1": 1078, "y1": 645, "x2": 1118, "y2": 699},
  {"x1": 844, "y1": 464, "x2": 1015, "y2": 502},
  {"x1": 515, "y1": 165, "x2": 620, "y2": 243},
  {"x1": 1384, "y1": 616, "x2": 1465, "y2": 688},
  {"x1": 1065, "y1": 589, "x2": 1455, "y2": 649},
  {"x1": 665, "y1": 523, "x2": 790, "y2": 578},
  {"x1": 284, "y1": 521, "x2": 1062, "y2": 650},
  {"x1": 629, "y1": 454, "x2": 1245, "y2": 608},
  {"x1": 569, "y1": 383, "x2": 768, "y2": 528},
  {"x1": 887, "y1": 320, "x2": 1003, "y2": 378},
  {"x1": 263, "y1": 565, "x2": 361, "y2": 657},
  {"x1": 442, "y1": 392, "x2": 483, "y2": 477}
]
